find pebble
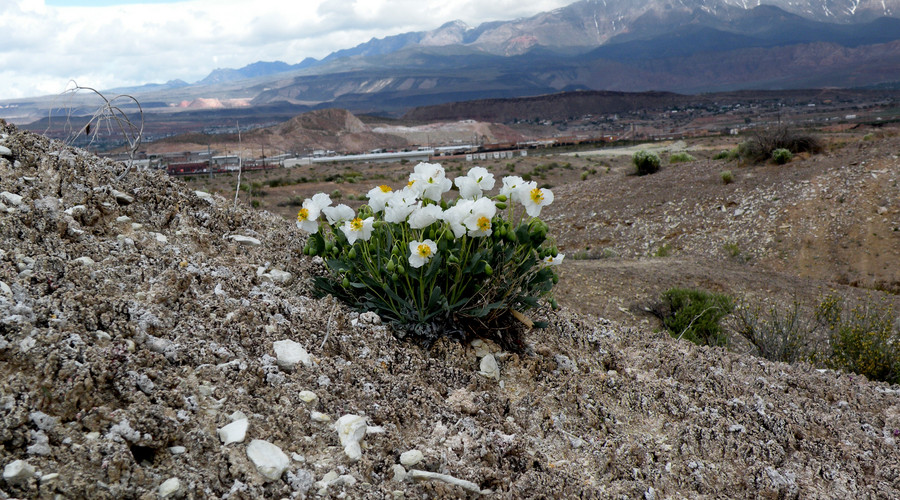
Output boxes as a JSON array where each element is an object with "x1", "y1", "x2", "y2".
[
  {"x1": 158, "y1": 477, "x2": 182, "y2": 498},
  {"x1": 3, "y1": 459, "x2": 35, "y2": 484},
  {"x1": 273, "y1": 339, "x2": 311, "y2": 370},
  {"x1": 479, "y1": 354, "x2": 500, "y2": 380},
  {"x1": 0, "y1": 191, "x2": 23, "y2": 206},
  {"x1": 334, "y1": 414, "x2": 367, "y2": 461},
  {"x1": 168, "y1": 446, "x2": 187, "y2": 455},
  {"x1": 217, "y1": 418, "x2": 249, "y2": 445},
  {"x1": 246, "y1": 439, "x2": 290, "y2": 481},
  {"x1": 0, "y1": 145, "x2": 12, "y2": 157},
  {"x1": 311, "y1": 411, "x2": 331, "y2": 423},
  {"x1": 399, "y1": 450, "x2": 424, "y2": 467},
  {"x1": 298, "y1": 390, "x2": 318, "y2": 403},
  {"x1": 392, "y1": 465, "x2": 407, "y2": 482},
  {"x1": 111, "y1": 189, "x2": 134, "y2": 204},
  {"x1": 71, "y1": 256, "x2": 95, "y2": 266},
  {"x1": 225, "y1": 235, "x2": 262, "y2": 246}
]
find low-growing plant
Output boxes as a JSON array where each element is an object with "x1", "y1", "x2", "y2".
[
  {"x1": 720, "y1": 170, "x2": 734, "y2": 184},
  {"x1": 816, "y1": 294, "x2": 900, "y2": 384},
  {"x1": 632, "y1": 150, "x2": 661, "y2": 175},
  {"x1": 714, "y1": 149, "x2": 738, "y2": 160},
  {"x1": 296, "y1": 163, "x2": 562, "y2": 341},
  {"x1": 732, "y1": 299, "x2": 816, "y2": 363},
  {"x1": 654, "y1": 243, "x2": 671, "y2": 257},
  {"x1": 669, "y1": 152, "x2": 695, "y2": 164},
  {"x1": 738, "y1": 126, "x2": 822, "y2": 164},
  {"x1": 657, "y1": 288, "x2": 734, "y2": 347},
  {"x1": 772, "y1": 148, "x2": 793, "y2": 165}
]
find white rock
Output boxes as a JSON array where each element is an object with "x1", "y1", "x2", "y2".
[
  {"x1": 272, "y1": 340, "x2": 310, "y2": 370},
  {"x1": 71, "y1": 256, "x2": 95, "y2": 266},
  {"x1": 298, "y1": 390, "x2": 318, "y2": 403},
  {"x1": 217, "y1": 418, "x2": 249, "y2": 445},
  {"x1": 470, "y1": 339, "x2": 491, "y2": 358},
  {"x1": 479, "y1": 354, "x2": 500, "y2": 380},
  {"x1": 358, "y1": 311, "x2": 381, "y2": 325},
  {"x1": 194, "y1": 190, "x2": 215, "y2": 203},
  {"x1": 39, "y1": 473, "x2": 59, "y2": 484},
  {"x1": 116, "y1": 215, "x2": 132, "y2": 223},
  {"x1": 3, "y1": 459, "x2": 35, "y2": 484},
  {"x1": 168, "y1": 446, "x2": 186, "y2": 455},
  {"x1": 158, "y1": 477, "x2": 182, "y2": 498},
  {"x1": 246, "y1": 439, "x2": 290, "y2": 481},
  {"x1": 0, "y1": 145, "x2": 12, "y2": 157},
  {"x1": 0, "y1": 281, "x2": 11, "y2": 296},
  {"x1": 334, "y1": 414, "x2": 367, "y2": 461},
  {"x1": 0, "y1": 191, "x2": 23, "y2": 206},
  {"x1": 111, "y1": 189, "x2": 134, "y2": 204},
  {"x1": 399, "y1": 449, "x2": 424, "y2": 466},
  {"x1": 392, "y1": 464, "x2": 407, "y2": 482},
  {"x1": 225, "y1": 235, "x2": 261, "y2": 246},
  {"x1": 64, "y1": 205, "x2": 86, "y2": 216},
  {"x1": 311, "y1": 411, "x2": 331, "y2": 423}
]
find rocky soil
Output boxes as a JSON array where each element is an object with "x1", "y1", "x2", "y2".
[{"x1": 2, "y1": 120, "x2": 900, "y2": 499}]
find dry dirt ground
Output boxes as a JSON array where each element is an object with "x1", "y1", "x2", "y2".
[{"x1": 2, "y1": 120, "x2": 900, "y2": 499}]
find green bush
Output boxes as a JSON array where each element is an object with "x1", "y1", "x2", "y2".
[
  {"x1": 720, "y1": 170, "x2": 734, "y2": 184},
  {"x1": 297, "y1": 164, "x2": 561, "y2": 341},
  {"x1": 632, "y1": 150, "x2": 661, "y2": 175},
  {"x1": 669, "y1": 152, "x2": 695, "y2": 164},
  {"x1": 816, "y1": 294, "x2": 900, "y2": 384},
  {"x1": 714, "y1": 150, "x2": 738, "y2": 160},
  {"x1": 659, "y1": 288, "x2": 734, "y2": 347},
  {"x1": 772, "y1": 148, "x2": 793, "y2": 165}
]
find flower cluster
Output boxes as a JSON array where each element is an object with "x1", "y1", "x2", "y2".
[{"x1": 298, "y1": 162, "x2": 562, "y2": 331}]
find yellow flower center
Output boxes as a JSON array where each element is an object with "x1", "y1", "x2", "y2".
[
  {"x1": 416, "y1": 244, "x2": 432, "y2": 258},
  {"x1": 379, "y1": 185, "x2": 392, "y2": 193},
  {"x1": 350, "y1": 217, "x2": 363, "y2": 231},
  {"x1": 530, "y1": 188, "x2": 544, "y2": 204},
  {"x1": 477, "y1": 216, "x2": 491, "y2": 232},
  {"x1": 407, "y1": 180, "x2": 415, "y2": 188},
  {"x1": 297, "y1": 207, "x2": 309, "y2": 221}
]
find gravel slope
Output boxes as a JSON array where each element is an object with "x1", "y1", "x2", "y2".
[{"x1": 1, "y1": 121, "x2": 900, "y2": 498}]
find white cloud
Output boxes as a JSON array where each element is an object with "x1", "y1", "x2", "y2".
[{"x1": 0, "y1": 0, "x2": 573, "y2": 99}]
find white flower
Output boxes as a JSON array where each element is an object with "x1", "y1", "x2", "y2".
[
  {"x1": 366, "y1": 184, "x2": 394, "y2": 213},
  {"x1": 383, "y1": 189, "x2": 418, "y2": 224},
  {"x1": 455, "y1": 166, "x2": 495, "y2": 199},
  {"x1": 521, "y1": 184, "x2": 554, "y2": 217},
  {"x1": 340, "y1": 216, "x2": 374, "y2": 244},
  {"x1": 323, "y1": 204, "x2": 355, "y2": 225},
  {"x1": 463, "y1": 197, "x2": 497, "y2": 237},
  {"x1": 409, "y1": 162, "x2": 452, "y2": 201},
  {"x1": 543, "y1": 253, "x2": 565, "y2": 266},
  {"x1": 500, "y1": 175, "x2": 530, "y2": 203},
  {"x1": 295, "y1": 193, "x2": 332, "y2": 233},
  {"x1": 442, "y1": 199, "x2": 474, "y2": 238},
  {"x1": 408, "y1": 204, "x2": 444, "y2": 229},
  {"x1": 408, "y1": 239, "x2": 437, "y2": 269}
]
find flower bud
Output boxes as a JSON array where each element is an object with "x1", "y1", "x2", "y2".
[
  {"x1": 348, "y1": 248, "x2": 357, "y2": 259},
  {"x1": 484, "y1": 263, "x2": 493, "y2": 276},
  {"x1": 494, "y1": 194, "x2": 507, "y2": 202},
  {"x1": 495, "y1": 202, "x2": 507, "y2": 210},
  {"x1": 342, "y1": 277, "x2": 350, "y2": 288}
]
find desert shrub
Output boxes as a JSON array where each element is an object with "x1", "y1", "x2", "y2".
[
  {"x1": 714, "y1": 149, "x2": 738, "y2": 160},
  {"x1": 297, "y1": 164, "x2": 561, "y2": 341},
  {"x1": 772, "y1": 148, "x2": 793, "y2": 165},
  {"x1": 816, "y1": 294, "x2": 900, "y2": 384},
  {"x1": 738, "y1": 126, "x2": 822, "y2": 164},
  {"x1": 732, "y1": 300, "x2": 816, "y2": 363},
  {"x1": 658, "y1": 288, "x2": 734, "y2": 347},
  {"x1": 632, "y1": 150, "x2": 661, "y2": 175},
  {"x1": 654, "y1": 243, "x2": 671, "y2": 257},
  {"x1": 720, "y1": 170, "x2": 734, "y2": 184},
  {"x1": 669, "y1": 152, "x2": 695, "y2": 164}
]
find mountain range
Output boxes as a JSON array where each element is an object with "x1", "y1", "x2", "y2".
[{"x1": 5, "y1": 0, "x2": 900, "y2": 123}]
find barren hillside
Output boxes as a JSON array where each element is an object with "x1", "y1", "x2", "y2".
[{"x1": 1, "y1": 120, "x2": 900, "y2": 498}]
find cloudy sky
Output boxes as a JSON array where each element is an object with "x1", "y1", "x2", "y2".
[{"x1": 1, "y1": 0, "x2": 574, "y2": 100}]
